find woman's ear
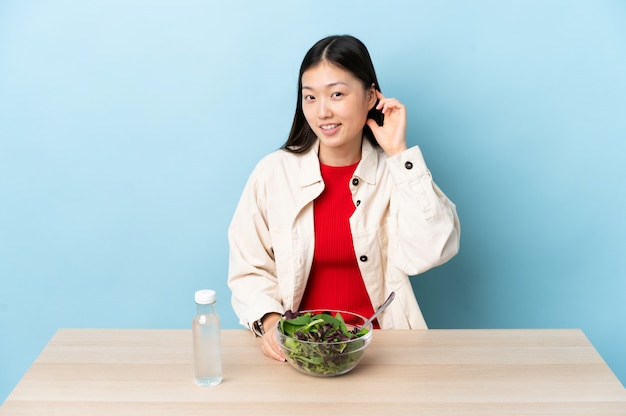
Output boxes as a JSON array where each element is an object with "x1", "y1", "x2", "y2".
[{"x1": 368, "y1": 84, "x2": 377, "y2": 109}]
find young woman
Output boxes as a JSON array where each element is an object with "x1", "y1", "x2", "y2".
[{"x1": 228, "y1": 35, "x2": 460, "y2": 361}]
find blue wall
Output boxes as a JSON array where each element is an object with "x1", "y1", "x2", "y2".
[{"x1": 1, "y1": 0, "x2": 625, "y2": 402}]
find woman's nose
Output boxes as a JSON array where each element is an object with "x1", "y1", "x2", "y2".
[{"x1": 318, "y1": 99, "x2": 332, "y2": 118}]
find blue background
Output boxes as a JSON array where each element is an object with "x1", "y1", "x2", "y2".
[{"x1": 1, "y1": 0, "x2": 625, "y2": 402}]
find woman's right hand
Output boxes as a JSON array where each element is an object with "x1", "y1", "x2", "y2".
[{"x1": 258, "y1": 313, "x2": 286, "y2": 362}]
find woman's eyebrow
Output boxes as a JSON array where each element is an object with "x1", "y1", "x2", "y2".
[{"x1": 302, "y1": 81, "x2": 350, "y2": 90}]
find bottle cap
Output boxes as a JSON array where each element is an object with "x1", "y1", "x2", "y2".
[{"x1": 195, "y1": 289, "x2": 216, "y2": 304}]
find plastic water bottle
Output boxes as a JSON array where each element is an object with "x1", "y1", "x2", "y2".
[{"x1": 192, "y1": 289, "x2": 222, "y2": 386}]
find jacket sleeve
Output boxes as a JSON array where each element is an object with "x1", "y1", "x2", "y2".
[
  {"x1": 227, "y1": 164, "x2": 284, "y2": 330},
  {"x1": 386, "y1": 145, "x2": 461, "y2": 275}
]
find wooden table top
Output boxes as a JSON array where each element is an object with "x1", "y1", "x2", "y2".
[{"x1": 1, "y1": 328, "x2": 625, "y2": 415}]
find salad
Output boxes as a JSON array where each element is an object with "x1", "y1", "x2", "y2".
[{"x1": 277, "y1": 310, "x2": 371, "y2": 376}]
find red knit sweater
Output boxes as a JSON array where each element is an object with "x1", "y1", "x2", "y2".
[{"x1": 299, "y1": 161, "x2": 377, "y2": 327}]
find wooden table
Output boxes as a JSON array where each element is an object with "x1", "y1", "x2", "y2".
[{"x1": 1, "y1": 329, "x2": 625, "y2": 415}]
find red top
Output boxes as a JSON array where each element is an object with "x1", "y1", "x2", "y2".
[{"x1": 299, "y1": 161, "x2": 378, "y2": 328}]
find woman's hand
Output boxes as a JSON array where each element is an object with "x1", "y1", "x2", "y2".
[
  {"x1": 258, "y1": 313, "x2": 286, "y2": 362},
  {"x1": 366, "y1": 90, "x2": 408, "y2": 156}
]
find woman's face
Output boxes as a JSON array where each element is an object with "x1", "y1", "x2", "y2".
[{"x1": 301, "y1": 61, "x2": 376, "y2": 165}]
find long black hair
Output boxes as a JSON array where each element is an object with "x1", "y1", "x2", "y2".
[{"x1": 281, "y1": 35, "x2": 383, "y2": 153}]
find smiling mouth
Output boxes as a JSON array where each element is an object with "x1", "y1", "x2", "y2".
[{"x1": 320, "y1": 123, "x2": 340, "y2": 130}]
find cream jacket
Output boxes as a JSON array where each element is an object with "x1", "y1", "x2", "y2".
[{"x1": 228, "y1": 139, "x2": 460, "y2": 331}]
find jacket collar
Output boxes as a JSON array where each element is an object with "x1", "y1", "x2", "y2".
[
  {"x1": 299, "y1": 138, "x2": 380, "y2": 187},
  {"x1": 354, "y1": 138, "x2": 379, "y2": 185}
]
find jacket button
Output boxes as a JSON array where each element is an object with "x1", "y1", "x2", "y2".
[
  {"x1": 404, "y1": 161, "x2": 413, "y2": 170},
  {"x1": 352, "y1": 178, "x2": 359, "y2": 186},
  {"x1": 359, "y1": 255, "x2": 368, "y2": 262},
  {"x1": 355, "y1": 200, "x2": 361, "y2": 206}
]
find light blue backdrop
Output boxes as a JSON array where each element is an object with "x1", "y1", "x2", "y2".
[{"x1": 1, "y1": 0, "x2": 625, "y2": 402}]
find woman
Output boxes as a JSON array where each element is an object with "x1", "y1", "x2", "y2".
[{"x1": 228, "y1": 35, "x2": 460, "y2": 361}]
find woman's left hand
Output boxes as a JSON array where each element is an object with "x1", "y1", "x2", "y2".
[{"x1": 366, "y1": 90, "x2": 408, "y2": 156}]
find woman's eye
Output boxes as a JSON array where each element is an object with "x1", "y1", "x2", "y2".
[
  {"x1": 303, "y1": 94, "x2": 315, "y2": 101},
  {"x1": 332, "y1": 92, "x2": 343, "y2": 98}
]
